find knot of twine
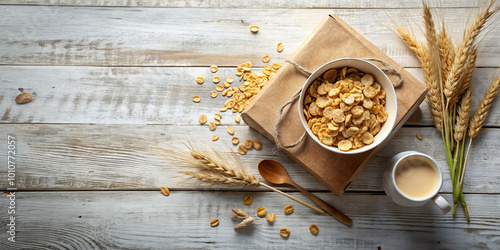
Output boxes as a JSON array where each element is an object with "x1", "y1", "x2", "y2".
[{"x1": 274, "y1": 58, "x2": 403, "y2": 150}]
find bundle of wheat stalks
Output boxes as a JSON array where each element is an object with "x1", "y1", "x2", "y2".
[{"x1": 397, "y1": 1, "x2": 499, "y2": 220}]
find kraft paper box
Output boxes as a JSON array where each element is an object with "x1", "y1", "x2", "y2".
[{"x1": 241, "y1": 14, "x2": 427, "y2": 196}]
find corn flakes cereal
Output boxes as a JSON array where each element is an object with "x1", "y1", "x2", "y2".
[
  {"x1": 213, "y1": 76, "x2": 221, "y2": 84},
  {"x1": 199, "y1": 114, "x2": 207, "y2": 125},
  {"x1": 210, "y1": 65, "x2": 218, "y2": 73},
  {"x1": 214, "y1": 113, "x2": 222, "y2": 121},
  {"x1": 226, "y1": 77, "x2": 234, "y2": 84},
  {"x1": 338, "y1": 140, "x2": 352, "y2": 151},
  {"x1": 253, "y1": 140, "x2": 262, "y2": 150},
  {"x1": 244, "y1": 140, "x2": 253, "y2": 149},
  {"x1": 277, "y1": 43, "x2": 284, "y2": 52},
  {"x1": 212, "y1": 135, "x2": 219, "y2": 141},
  {"x1": 210, "y1": 91, "x2": 218, "y2": 98},
  {"x1": 250, "y1": 25, "x2": 259, "y2": 33},
  {"x1": 196, "y1": 76, "x2": 204, "y2": 84},
  {"x1": 302, "y1": 66, "x2": 387, "y2": 151},
  {"x1": 209, "y1": 122, "x2": 216, "y2": 131},
  {"x1": 192, "y1": 95, "x2": 201, "y2": 103},
  {"x1": 238, "y1": 144, "x2": 247, "y2": 155},
  {"x1": 216, "y1": 85, "x2": 224, "y2": 92},
  {"x1": 227, "y1": 126, "x2": 235, "y2": 135},
  {"x1": 232, "y1": 137, "x2": 240, "y2": 145},
  {"x1": 262, "y1": 55, "x2": 270, "y2": 63},
  {"x1": 234, "y1": 115, "x2": 241, "y2": 123}
]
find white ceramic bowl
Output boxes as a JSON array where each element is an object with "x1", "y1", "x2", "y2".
[{"x1": 298, "y1": 58, "x2": 397, "y2": 154}]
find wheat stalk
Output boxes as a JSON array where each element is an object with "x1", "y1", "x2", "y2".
[
  {"x1": 443, "y1": 3, "x2": 495, "y2": 102},
  {"x1": 157, "y1": 143, "x2": 325, "y2": 214},
  {"x1": 469, "y1": 76, "x2": 500, "y2": 138},
  {"x1": 453, "y1": 89, "x2": 473, "y2": 142}
]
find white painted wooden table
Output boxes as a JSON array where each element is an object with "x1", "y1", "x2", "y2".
[{"x1": 1, "y1": 1, "x2": 499, "y2": 249}]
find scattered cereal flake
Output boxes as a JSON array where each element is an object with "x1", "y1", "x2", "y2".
[
  {"x1": 226, "y1": 77, "x2": 234, "y2": 84},
  {"x1": 234, "y1": 115, "x2": 241, "y2": 123},
  {"x1": 280, "y1": 228, "x2": 290, "y2": 238},
  {"x1": 257, "y1": 207, "x2": 267, "y2": 217},
  {"x1": 214, "y1": 113, "x2": 222, "y2": 121},
  {"x1": 198, "y1": 114, "x2": 207, "y2": 125},
  {"x1": 196, "y1": 76, "x2": 205, "y2": 84},
  {"x1": 244, "y1": 140, "x2": 253, "y2": 149},
  {"x1": 416, "y1": 134, "x2": 423, "y2": 140},
  {"x1": 216, "y1": 85, "x2": 224, "y2": 92},
  {"x1": 220, "y1": 107, "x2": 228, "y2": 112},
  {"x1": 192, "y1": 95, "x2": 201, "y2": 103},
  {"x1": 209, "y1": 122, "x2": 216, "y2": 131},
  {"x1": 210, "y1": 91, "x2": 218, "y2": 98},
  {"x1": 284, "y1": 204, "x2": 294, "y2": 214},
  {"x1": 277, "y1": 43, "x2": 284, "y2": 52},
  {"x1": 232, "y1": 137, "x2": 240, "y2": 145},
  {"x1": 250, "y1": 25, "x2": 259, "y2": 33},
  {"x1": 160, "y1": 187, "x2": 170, "y2": 196},
  {"x1": 262, "y1": 55, "x2": 270, "y2": 63},
  {"x1": 266, "y1": 212, "x2": 275, "y2": 222},
  {"x1": 310, "y1": 224, "x2": 319, "y2": 235},
  {"x1": 211, "y1": 218, "x2": 219, "y2": 227},
  {"x1": 223, "y1": 81, "x2": 231, "y2": 88},
  {"x1": 210, "y1": 65, "x2": 218, "y2": 73},
  {"x1": 238, "y1": 145, "x2": 247, "y2": 155},
  {"x1": 243, "y1": 194, "x2": 252, "y2": 205},
  {"x1": 253, "y1": 140, "x2": 262, "y2": 150},
  {"x1": 212, "y1": 135, "x2": 219, "y2": 141},
  {"x1": 213, "y1": 76, "x2": 221, "y2": 84},
  {"x1": 214, "y1": 119, "x2": 221, "y2": 125},
  {"x1": 227, "y1": 126, "x2": 235, "y2": 135},
  {"x1": 272, "y1": 63, "x2": 281, "y2": 70}
]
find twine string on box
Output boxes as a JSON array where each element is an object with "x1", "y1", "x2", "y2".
[{"x1": 274, "y1": 58, "x2": 403, "y2": 150}]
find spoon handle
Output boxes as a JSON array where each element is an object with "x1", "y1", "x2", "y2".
[
  {"x1": 292, "y1": 183, "x2": 353, "y2": 226},
  {"x1": 259, "y1": 183, "x2": 325, "y2": 214}
]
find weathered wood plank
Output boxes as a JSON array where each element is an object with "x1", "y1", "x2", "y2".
[
  {"x1": 1, "y1": 125, "x2": 498, "y2": 193},
  {"x1": 0, "y1": 191, "x2": 497, "y2": 249},
  {"x1": 1, "y1": 66, "x2": 499, "y2": 126},
  {"x1": 0, "y1": 7, "x2": 498, "y2": 67},
  {"x1": 0, "y1": 0, "x2": 486, "y2": 8}
]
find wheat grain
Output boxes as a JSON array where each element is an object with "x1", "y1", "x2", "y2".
[
  {"x1": 454, "y1": 89, "x2": 472, "y2": 142},
  {"x1": 469, "y1": 77, "x2": 500, "y2": 138},
  {"x1": 444, "y1": 4, "x2": 495, "y2": 101}
]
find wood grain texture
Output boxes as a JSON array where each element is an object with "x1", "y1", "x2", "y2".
[
  {"x1": 0, "y1": 191, "x2": 498, "y2": 249},
  {"x1": 0, "y1": 7, "x2": 498, "y2": 67},
  {"x1": 1, "y1": 67, "x2": 499, "y2": 127},
  {"x1": 1, "y1": 125, "x2": 499, "y2": 193},
  {"x1": 0, "y1": 0, "x2": 486, "y2": 8}
]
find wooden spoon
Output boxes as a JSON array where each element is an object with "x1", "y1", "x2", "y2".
[{"x1": 258, "y1": 159, "x2": 353, "y2": 226}]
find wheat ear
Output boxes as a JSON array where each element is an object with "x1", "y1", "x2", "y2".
[
  {"x1": 423, "y1": 3, "x2": 445, "y2": 131},
  {"x1": 397, "y1": 28, "x2": 443, "y2": 131},
  {"x1": 438, "y1": 25, "x2": 455, "y2": 85},
  {"x1": 469, "y1": 76, "x2": 500, "y2": 138},
  {"x1": 453, "y1": 89, "x2": 473, "y2": 142},
  {"x1": 158, "y1": 144, "x2": 325, "y2": 213},
  {"x1": 448, "y1": 46, "x2": 478, "y2": 106},
  {"x1": 444, "y1": 3, "x2": 495, "y2": 101}
]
